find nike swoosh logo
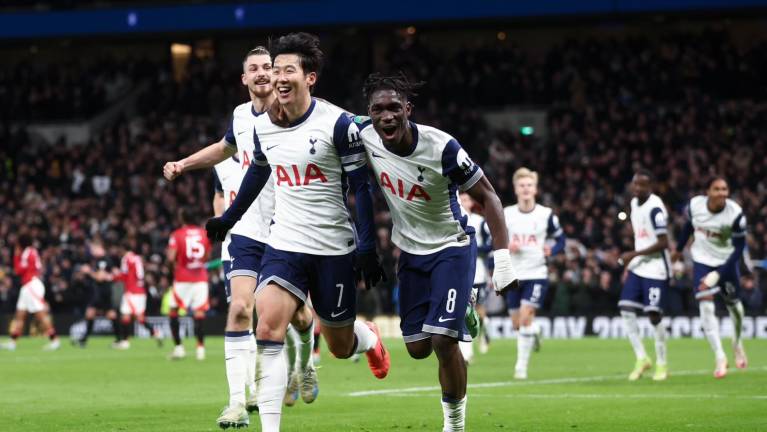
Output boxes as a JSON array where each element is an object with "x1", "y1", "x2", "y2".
[
  {"x1": 438, "y1": 316, "x2": 456, "y2": 323},
  {"x1": 371, "y1": 151, "x2": 385, "y2": 158},
  {"x1": 236, "y1": 130, "x2": 248, "y2": 136},
  {"x1": 225, "y1": 357, "x2": 235, "y2": 361},
  {"x1": 266, "y1": 144, "x2": 280, "y2": 151},
  {"x1": 330, "y1": 309, "x2": 348, "y2": 318}
]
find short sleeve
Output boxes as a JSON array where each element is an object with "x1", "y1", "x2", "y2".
[
  {"x1": 333, "y1": 113, "x2": 366, "y2": 173},
  {"x1": 547, "y1": 213, "x2": 564, "y2": 237},
  {"x1": 441, "y1": 139, "x2": 483, "y2": 191},
  {"x1": 650, "y1": 208, "x2": 668, "y2": 235},
  {"x1": 224, "y1": 116, "x2": 236, "y2": 148},
  {"x1": 732, "y1": 214, "x2": 747, "y2": 237}
]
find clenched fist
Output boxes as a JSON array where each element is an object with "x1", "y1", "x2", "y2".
[{"x1": 163, "y1": 161, "x2": 185, "y2": 181}]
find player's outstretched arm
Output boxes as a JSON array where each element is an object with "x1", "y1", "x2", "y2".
[
  {"x1": 466, "y1": 176, "x2": 519, "y2": 295},
  {"x1": 163, "y1": 139, "x2": 235, "y2": 181},
  {"x1": 348, "y1": 166, "x2": 386, "y2": 289},
  {"x1": 205, "y1": 162, "x2": 271, "y2": 241},
  {"x1": 712, "y1": 214, "x2": 747, "y2": 281}
]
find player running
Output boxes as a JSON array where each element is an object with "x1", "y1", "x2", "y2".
[
  {"x1": 205, "y1": 33, "x2": 388, "y2": 432},
  {"x1": 1, "y1": 234, "x2": 60, "y2": 351},
  {"x1": 167, "y1": 208, "x2": 211, "y2": 361},
  {"x1": 673, "y1": 176, "x2": 749, "y2": 378},
  {"x1": 503, "y1": 167, "x2": 565, "y2": 379},
  {"x1": 164, "y1": 46, "x2": 319, "y2": 428},
  {"x1": 617, "y1": 170, "x2": 670, "y2": 381},
  {"x1": 112, "y1": 239, "x2": 162, "y2": 349},
  {"x1": 355, "y1": 72, "x2": 519, "y2": 432}
]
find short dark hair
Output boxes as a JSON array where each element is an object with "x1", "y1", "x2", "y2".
[
  {"x1": 634, "y1": 168, "x2": 654, "y2": 182},
  {"x1": 18, "y1": 233, "x2": 32, "y2": 248},
  {"x1": 178, "y1": 207, "x2": 194, "y2": 225},
  {"x1": 270, "y1": 32, "x2": 323, "y2": 76},
  {"x1": 706, "y1": 175, "x2": 728, "y2": 190},
  {"x1": 243, "y1": 46, "x2": 270, "y2": 64},
  {"x1": 362, "y1": 71, "x2": 425, "y2": 103}
]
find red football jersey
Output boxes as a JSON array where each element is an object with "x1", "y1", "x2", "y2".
[
  {"x1": 115, "y1": 251, "x2": 145, "y2": 294},
  {"x1": 14, "y1": 246, "x2": 41, "y2": 285},
  {"x1": 168, "y1": 225, "x2": 211, "y2": 282}
]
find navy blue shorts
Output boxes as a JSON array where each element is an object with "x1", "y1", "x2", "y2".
[
  {"x1": 693, "y1": 261, "x2": 740, "y2": 301},
  {"x1": 506, "y1": 279, "x2": 548, "y2": 311},
  {"x1": 222, "y1": 260, "x2": 232, "y2": 303},
  {"x1": 227, "y1": 234, "x2": 266, "y2": 280},
  {"x1": 257, "y1": 246, "x2": 357, "y2": 327},
  {"x1": 397, "y1": 239, "x2": 476, "y2": 343},
  {"x1": 618, "y1": 271, "x2": 667, "y2": 312}
]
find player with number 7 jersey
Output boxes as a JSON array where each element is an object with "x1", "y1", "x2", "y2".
[{"x1": 167, "y1": 208, "x2": 212, "y2": 360}]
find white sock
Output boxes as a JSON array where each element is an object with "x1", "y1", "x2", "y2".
[
  {"x1": 654, "y1": 321, "x2": 667, "y2": 366},
  {"x1": 458, "y1": 341, "x2": 474, "y2": 363},
  {"x1": 256, "y1": 341, "x2": 287, "y2": 432},
  {"x1": 621, "y1": 310, "x2": 647, "y2": 360},
  {"x1": 224, "y1": 331, "x2": 251, "y2": 407},
  {"x1": 285, "y1": 325, "x2": 297, "y2": 378},
  {"x1": 353, "y1": 320, "x2": 377, "y2": 354},
  {"x1": 515, "y1": 326, "x2": 534, "y2": 372},
  {"x1": 247, "y1": 332, "x2": 257, "y2": 396},
  {"x1": 726, "y1": 301, "x2": 745, "y2": 348},
  {"x1": 699, "y1": 301, "x2": 726, "y2": 361},
  {"x1": 296, "y1": 320, "x2": 315, "y2": 371},
  {"x1": 441, "y1": 396, "x2": 467, "y2": 432}
]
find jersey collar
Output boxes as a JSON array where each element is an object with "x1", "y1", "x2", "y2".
[{"x1": 385, "y1": 121, "x2": 419, "y2": 157}]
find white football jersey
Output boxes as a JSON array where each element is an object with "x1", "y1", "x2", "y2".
[
  {"x1": 688, "y1": 195, "x2": 747, "y2": 267},
  {"x1": 627, "y1": 193, "x2": 670, "y2": 280},
  {"x1": 251, "y1": 98, "x2": 366, "y2": 255},
  {"x1": 504, "y1": 204, "x2": 562, "y2": 280},
  {"x1": 223, "y1": 102, "x2": 275, "y2": 247},
  {"x1": 466, "y1": 212, "x2": 487, "y2": 284},
  {"x1": 357, "y1": 120, "x2": 483, "y2": 255}
]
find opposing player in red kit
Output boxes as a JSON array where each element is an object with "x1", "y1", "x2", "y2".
[
  {"x1": 2, "y1": 234, "x2": 60, "y2": 351},
  {"x1": 167, "y1": 208, "x2": 212, "y2": 360}
]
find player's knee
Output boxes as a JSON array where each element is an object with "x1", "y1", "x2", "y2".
[
  {"x1": 193, "y1": 310, "x2": 205, "y2": 320},
  {"x1": 106, "y1": 310, "x2": 117, "y2": 320},
  {"x1": 228, "y1": 298, "x2": 252, "y2": 322},
  {"x1": 290, "y1": 305, "x2": 313, "y2": 330},
  {"x1": 648, "y1": 312, "x2": 663, "y2": 326},
  {"x1": 430, "y1": 335, "x2": 458, "y2": 359},
  {"x1": 406, "y1": 341, "x2": 432, "y2": 359}
]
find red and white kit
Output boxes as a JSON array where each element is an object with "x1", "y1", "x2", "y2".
[
  {"x1": 168, "y1": 225, "x2": 211, "y2": 312},
  {"x1": 14, "y1": 247, "x2": 47, "y2": 313}
]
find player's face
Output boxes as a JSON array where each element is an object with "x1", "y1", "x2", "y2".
[
  {"x1": 514, "y1": 177, "x2": 537, "y2": 201},
  {"x1": 241, "y1": 54, "x2": 273, "y2": 98},
  {"x1": 631, "y1": 174, "x2": 651, "y2": 200},
  {"x1": 368, "y1": 89, "x2": 412, "y2": 146},
  {"x1": 707, "y1": 178, "x2": 729, "y2": 208},
  {"x1": 272, "y1": 54, "x2": 316, "y2": 106}
]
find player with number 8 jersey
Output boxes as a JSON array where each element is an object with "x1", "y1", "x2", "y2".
[{"x1": 356, "y1": 72, "x2": 519, "y2": 432}]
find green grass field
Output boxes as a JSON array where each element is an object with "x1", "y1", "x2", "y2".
[{"x1": 1, "y1": 336, "x2": 765, "y2": 431}]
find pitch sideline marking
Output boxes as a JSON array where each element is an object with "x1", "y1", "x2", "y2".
[{"x1": 347, "y1": 366, "x2": 767, "y2": 397}]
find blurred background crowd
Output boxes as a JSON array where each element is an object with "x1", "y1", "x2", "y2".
[{"x1": 1, "y1": 14, "x2": 765, "y2": 319}]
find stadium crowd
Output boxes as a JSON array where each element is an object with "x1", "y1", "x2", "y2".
[{"x1": 1, "y1": 26, "x2": 765, "y2": 317}]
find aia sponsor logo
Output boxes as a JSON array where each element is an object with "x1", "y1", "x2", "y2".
[
  {"x1": 275, "y1": 164, "x2": 328, "y2": 187},
  {"x1": 379, "y1": 172, "x2": 431, "y2": 201}
]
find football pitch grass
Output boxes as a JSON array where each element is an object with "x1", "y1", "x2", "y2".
[{"x1": 1, "y1": 337, "x2": 765, "y2": 431}]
